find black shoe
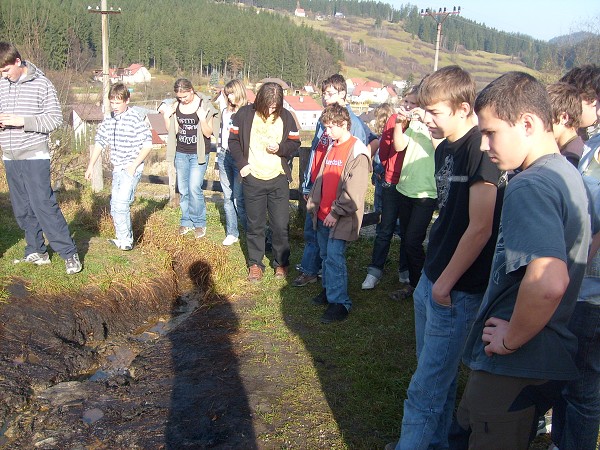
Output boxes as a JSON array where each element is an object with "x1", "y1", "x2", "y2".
[
  {"x1": 311, "y1": 289, "x2": 328, "y2": 305},
  {"x1": 320, "y1": 303, "x2": 349, "y2": 323}
]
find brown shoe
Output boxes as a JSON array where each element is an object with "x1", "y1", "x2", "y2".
[
  {"x1": 274, "y1": 266, "x2": 288, "y2": 279},
  {"x1": 292, "y1": 272, "x2": 318, "y2": 287},
  {"x1": 247, "y1": 264, "x2": 263, "y2": 282},
  {"x1": 194, "y1": 227, "x2": 206, "y2": 239},
  {"x1": 179, "y1": 226, "x2": 193, "y2": 236}
]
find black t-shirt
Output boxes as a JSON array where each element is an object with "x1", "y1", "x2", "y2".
[
  {"x1": 424, "y1": 126, "x2": 505, "y2": 293},
  {"x1": 176, "y1": 105, "x2": 210, "y2": 155}
]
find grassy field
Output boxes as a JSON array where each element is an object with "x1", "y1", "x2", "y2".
[{"x1": 0, "y1": 161, "x2": 557, "y2": 448}]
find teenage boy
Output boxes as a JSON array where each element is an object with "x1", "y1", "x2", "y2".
[
  {"x1": 85, "y1": 83, "x2": 153, "y2": 251},
  {"x1": 561, "y1": 65, "x2": 600, "y2": 178},
  {"x1": 387, "y1": 65, "x2": 503, "y2": 450},
  {"x1": 550, "y1": 65, "x2": 600, "y2": 450},
  {"x1": 546, "y1": 81, "x2": 585, "y2": 167},
  {"x1": 560, "y1": 64, "x2": 600, "y2": 138},
  {"x1": 306, "y1": 103, "x2": 370, "y2": 323},
  {"x1": 0, "y1": 41, "x2": 82, "y2": 274},
  {"x1": 453, "y1": 72, "x2": 591, "y2": 450},
  {"x1": 294, "y1": 73, "x2": 375, "y2": 288}
]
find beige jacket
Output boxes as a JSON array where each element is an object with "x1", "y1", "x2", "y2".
[{"x1": 164, "y1": 92, "x2": 218, "y2": 164}]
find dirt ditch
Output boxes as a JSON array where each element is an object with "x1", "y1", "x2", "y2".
[{"x1": 0, "y1": 243, "x2": 334, "y2": 450}]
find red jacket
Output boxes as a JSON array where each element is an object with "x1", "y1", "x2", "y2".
[{"x1": 378, "y1": 114, "x2": 406, "y2": 185}]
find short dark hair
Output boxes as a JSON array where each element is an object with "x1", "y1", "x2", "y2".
[
  {"x1": 546, "y1": 82, "x2": 582, "y2": 129},
  {"x1": 418, "y1": 65, "x2": 475, "y2": 114},
  {"x1": 0, "y1": 42, "x2": 21, "y2": 67},
  {"x1": 108, "y1": 83, "x2": 130, "y2": 101},
  {"x1": 475, "y1": 71, "x2": 553, "y2": 132},
  {"x1": 320, "y1": 103, "x2": 351, "y2": 130},
  {"x1": 322, "y1": 74, "x2": 347, "y2": 100},
  {"x1": 560, "y1": 65, "x2": 600, "y2": 102},
  {"x1": 254, "y1": 82, "x2": 284, "y2": 120}
]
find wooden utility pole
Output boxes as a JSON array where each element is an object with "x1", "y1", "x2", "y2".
[
  {"x1": 88, "y1": 1, "x2": 121, "y2": 192},
  {"x1": 420, "y1": 6, "x2": 460, "y2": 71}
]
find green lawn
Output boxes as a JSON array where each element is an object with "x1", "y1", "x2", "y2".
[{"x1": 0, "y1": 169, "x2": 555, "y2": 448}]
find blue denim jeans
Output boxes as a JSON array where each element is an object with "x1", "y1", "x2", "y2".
[
  {"x1": 298, "y1": 213, "x2": 322, "y2": 276},
  {"x1": 316, "y1": 220, "x2": 350, "y2": 310},
  {"x1": 397, "y1": 274, "x2": 482, "y2": 450},
  {"x1": 175, "y1": 152, "x2": 207, "y2": 228},
  {"x1": 217, "y1": 150, "x2": 246, "y2": 236},
  {"x1": 551, "y1": 300, "x2": 600, "y2": 450},
  {"x1": 111, "y1": 167, "x2": 142, "y2": 247}
]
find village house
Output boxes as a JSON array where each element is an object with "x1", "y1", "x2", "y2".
[
  {"x1": 294, "y1": 1, "x2": 306, "y2": 18},
  {"x1": 93, "y1": 63, "x2": 151, "y2": 84},
  {"x1": 71, "y1": 103, "x2": 104, "y2": 146},
  {"x1": 348, "y1": 79, "x2": 388, "y2": 104},
  {"x1": 284, "y1": 95, "x2": 323, "y2": 131}
]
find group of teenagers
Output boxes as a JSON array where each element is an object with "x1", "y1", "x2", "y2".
[
  {"x1": 88, "y1": 64, "x2": 600, "y2": 449},
  {"x1": 2, "y1": 35, "x2": 600, "y2": 449}
]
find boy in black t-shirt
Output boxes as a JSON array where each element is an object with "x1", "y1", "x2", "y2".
[{"x1": 387, "y1": 66, "x2": 503, "y2": 450}]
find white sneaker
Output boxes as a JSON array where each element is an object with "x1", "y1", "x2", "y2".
[
  {"x1": 361, "y1": 274, "x2": 379, "y2": 290},
  {"x1": 13, "y1": 252, "x2": 51, "y2": 265},
  {"x1": 65, "y1": 253, "x2": 82, "y2": 275},
  {"x1": 399, "y1": 270, "x2": 410, "y2": 284},
  {"x1": 222, "y1": 235, "x2": 239, "y2": 246}
]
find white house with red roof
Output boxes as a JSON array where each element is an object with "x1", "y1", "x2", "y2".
[
  {"x1": 294, "y1": 1, "x2": 306, "y2": 18},
  {"x1": 284, "y1": 95, "x2": 323, "y2": 131},
  {"x1": 122, "y1": 64, "x2": 151, "y2": 84},
  {"x1": 93, "y1": 63, "x2": 151, "y2": 84},
  {"x1": 346, "y1": 77, "x2": 368, "y2": 95},
  {"x1": 349, "y1": 79, "x2": 390, "y2": 103}
]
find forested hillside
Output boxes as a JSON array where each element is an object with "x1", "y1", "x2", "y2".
[
  {"x1": 1, "y1": 0, "x2": 597, "y2": 86},
  {"x1": 237, "y1": 0, "x2": 599, "y2": 72},
  {"x1": 0, "y1": 0, "x2": 342, "y2": 86}
]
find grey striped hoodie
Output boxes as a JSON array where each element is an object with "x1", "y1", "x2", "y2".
[{"x1": 0, "y1": 61, "x2": 63, "y2": 160}]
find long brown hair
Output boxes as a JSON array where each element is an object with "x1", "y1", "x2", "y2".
[
  {"x1": 173, "y1": 78, "x2": 195, "y2": 97},
  {"x1": 254, "y1": 82, "x2": 283, "y2": 121}
]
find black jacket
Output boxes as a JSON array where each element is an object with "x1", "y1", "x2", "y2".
[{"x1": 228, "y1": 105, "x2": 300, "y2": 181}]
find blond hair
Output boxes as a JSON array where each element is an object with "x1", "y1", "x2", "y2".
[
  {"x1": 224, "y1": 79, "x2": 248, "y2": 112},
  {"x1": 372, "y1": 103, "x2": 395, "y2": 135}
]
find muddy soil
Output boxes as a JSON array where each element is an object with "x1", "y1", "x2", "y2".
[{"x1": 0, "y1": 260, "x2": 331, "y2": 449}]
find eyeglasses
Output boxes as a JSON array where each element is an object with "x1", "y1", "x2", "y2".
[{"x1": 322, "y1": 90, "x2": 338, "y2": 98}]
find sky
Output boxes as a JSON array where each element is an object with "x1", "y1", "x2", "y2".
[{"x1": 388, "y1": 0, "x2": 599, "y2": 41}]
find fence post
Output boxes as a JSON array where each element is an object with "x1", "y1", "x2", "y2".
[
  {"x1": 298, "y1": 146, "x2": 309, "y2": 216},
  {"x1": 89, "y1": 144, "x2": 103, "y2": 192},
  {"x1": 168, "y1": 164, "x2": 178, "y2": 207}
]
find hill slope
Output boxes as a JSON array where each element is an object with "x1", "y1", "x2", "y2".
[{"x1": 298, "y1": 16, "x2": 540, "y2": 88}]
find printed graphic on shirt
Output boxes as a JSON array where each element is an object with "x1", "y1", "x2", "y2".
[
  {"x1": 491, "y1": 222, "x2": 506, "y2": 285},
  {"x1": 177, "y1": 116, "x2": 199, "y2": 145},
  {"x1": 310, "y1": 130, "x2": 333, "y2": 183},
  {"x1": 435, "y1": 154, "x2": 468, "y2": 209}
]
